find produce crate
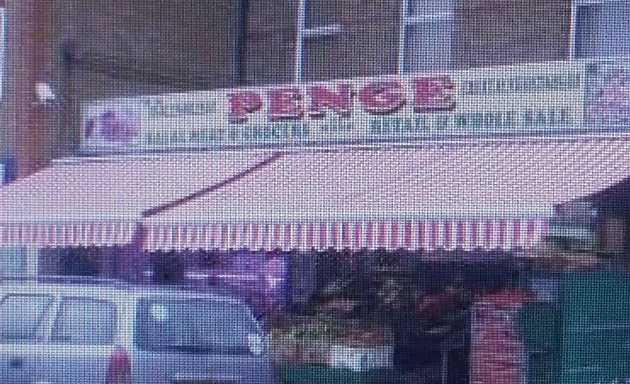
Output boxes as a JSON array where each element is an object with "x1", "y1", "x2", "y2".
[
  {"x1": 329, "y1": 344, "x2": 394, "y2": 372},
  {"x1": 470, "y1": 291, "x2": 534, "y2": 384},
  {"x1": 268, "y1": 316, "x2": 393, "y2": 366},
  {"x1": 277, "y1": 363, "x2": 393, "y2": 384}
]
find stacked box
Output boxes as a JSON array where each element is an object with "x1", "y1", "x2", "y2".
[{"x1": 470, "y1": 292, "x2": 532, "y2": 384}]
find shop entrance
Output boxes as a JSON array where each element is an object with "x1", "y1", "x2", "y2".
[{"x1": 268, "y1": 249, "x2": 521, "y2": 384}]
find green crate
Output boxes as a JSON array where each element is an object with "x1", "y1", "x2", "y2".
[{"x1": 277, "y1": 363, "x2": 393, "y2": 384}]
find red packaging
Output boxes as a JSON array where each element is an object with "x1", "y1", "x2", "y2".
[{"x1": 470, "y1": 290, "x2": 533, "y2": 384}]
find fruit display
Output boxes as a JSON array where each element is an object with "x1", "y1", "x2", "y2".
[
  {"x1": 268, "y1": 315, "x2": 393, "y2": 365},
  {"x1": 518, "y1": 241, "x2": 607, "y2": 271}
]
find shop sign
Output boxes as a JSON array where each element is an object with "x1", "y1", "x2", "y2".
[
  {"x1": 81, "y1": 61, "x2": 589, "y2": 153},
  {"x1": 586, "y1": 61, "x2": 630, "y2": 128}
]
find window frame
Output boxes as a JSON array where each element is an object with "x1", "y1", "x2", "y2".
[
  {"x1": 49, "y1": 296, "x2": 118, "y2": 346},
  {"x1": 133, "y1": 298, "x2": 262, "y2": 354},
  {"x1": 0, "y1": 246, "x2": 27, "y2": 276},
  {"x1": 294, "y1": 0, "x2": 344, "y2": 83},
  {"x1": 570, "y1": 0, "x2": 630, "y2": 60},
  {"x1": 398, "y1": 0, "x2": 455, "y2": 74},
  {"x1": 0, "y1": 293, "x2": 54, "y2": 343}
]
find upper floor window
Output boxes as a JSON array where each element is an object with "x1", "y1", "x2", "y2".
[
  {"x1": 572, "y1": 0, "x2": 630, "y2": 59},
  {"x1": 295, "y1": 0, "x2": 344, "y2": 82},
  {"x1": 294, "y1": 0, "x2": 398, "y2": 83},
  {"x1": 399, "y1": 0, "x2": 455, "y2": 74}
]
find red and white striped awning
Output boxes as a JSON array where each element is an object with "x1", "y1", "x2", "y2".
[
  {"x1": 0, "y1": 222, "x2": 137, "y2": 248},
  {"x1": 144, "y1": 218, "x2": 549, "y2": 252},
  {"x1": 144, "y1": 138, "x2": 630, "y2": 252},
  {"x1": 0, "y1": 151, "x2": 276, "y2": 248}
]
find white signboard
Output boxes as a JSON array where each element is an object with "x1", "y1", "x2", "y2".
[{"x1": 81, "y1": 61, "x2": 589, "y2": 153}]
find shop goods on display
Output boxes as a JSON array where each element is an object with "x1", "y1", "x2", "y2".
[
  {"x1": 269, "y1": 317, "x2": 393, "y2": 372},
  {"x1": 470, "y1": 291, "x2": 533, "y2": 384}
]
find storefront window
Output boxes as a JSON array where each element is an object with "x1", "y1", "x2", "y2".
[
  {"x1": 39, "y1": 248, "x2": 99, "y2": 277},
  {"x1": 572, "y1": 0, "x2": 630, "y2": 59},
  {"x1": 150, "y1": 252, "x2": 185, "y2": 284},
  {"x1": 0, "y1": 246, "x2": 26, "y2": 277},
  {"x1": 187, "y1": 251, "x2": 289, "y2": 315}
]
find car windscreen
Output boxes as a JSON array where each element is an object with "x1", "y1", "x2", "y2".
[
  {"x1": 0, "y1": 294, "x2": 53, "y2": 341},
  {"x1": 134, "y1": 298, "x2": 261, "y2": 354}
]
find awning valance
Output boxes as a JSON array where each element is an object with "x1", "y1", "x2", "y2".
[
  {"x1": 0, "y1": 222, "x2": 137, "y2": 248},
  {"x1": 144, "y1": 138, "x2": 630, "y2": 252},
  {"x1": 0, "y1": 151, "x2": 277, "y2": 248},
  {"x1": 144, "y1": 219, "x2": 550, "y2": 252}
]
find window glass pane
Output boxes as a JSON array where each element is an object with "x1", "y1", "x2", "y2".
[
  {"x1": 305, "y1": 0, "x2": 341, "y2": 29},
  {"x1": 404, "y1": 20, "x2": 453, "y2": 73},
  {"x1": 576, "y1": 1, "x2": 630, "y2": 58},
  {"x1": 246, "y1": 0, "x2": 295, "y2": 85},
  {"x1": 408, "y1": 0, "x2": 453, "y2": 16},
  {"x1": 195, "y1": 301, "x2": 257, "y2": 348},
  {"x1": 303, "y1": 25, "x2": 397, "y2": 81},
  {"x1": 575, "y1": 4, "x2": 599, "y2": 58},
  {"x1": 0, "y1": 294, "x2": 52, "y2": 341},
  {"x1": 0, "y1": 247, "x2": 27, "y2": 277},
  {"x1": 51, "y1": 298, "x2": 116, "y2": 345},
  {"x1": 246, "y1": 35, "x2": 295, "y2": 86},
  {"x1": 135, "y1": 299, "x2": 259, "y2": 353},
  {"x1": 301, "y1": 2, "x2": 398, "y2": 81},
  {"x1": 303, "y1": 38, "x2": 352, "y2": 81}
]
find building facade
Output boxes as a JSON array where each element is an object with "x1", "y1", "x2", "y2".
[
  {"x1": 1, "y1": 3, "x2": 630, "y2": 383},
  {"x1": 1, "y1": 0, "x2": 628, "y2": 177}
]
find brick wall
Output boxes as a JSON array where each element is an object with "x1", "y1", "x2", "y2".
[
  {"x1": 2, "y1": 0, "x2": 240, "y2": 175},
  {"x1": 0, "y1": 0, "x2": 574, "y2": 175},
  {"x1": 67, "y1": 0, "x2": 238, "y2": 99},
  {"x1": 301, "y1": 0, "x2": 399, "y2": 82},
  {"x1": 245, "y1": 0, "x2": 400, "y2": 85},
  {"x1": 455, "y1": 0, "x2": 572, "y2": 68},
  {"x1": 245, "y1": 0, "x2": 297, "y2": 85},
  {"x1": 1, "y1": 0, "x2": 64, "y2": 176}
]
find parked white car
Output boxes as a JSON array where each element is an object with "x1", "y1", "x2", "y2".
[{"x1": 0, "y1": 277, "x2": 277, "y2": 384}]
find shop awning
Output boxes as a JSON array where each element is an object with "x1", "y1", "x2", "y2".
[
  {"x1": 143, "y1": 138, "x2": 630, "y2": 252},
  {"x1": 0, "y1": 151, "x2": 278, "y2": 248}
]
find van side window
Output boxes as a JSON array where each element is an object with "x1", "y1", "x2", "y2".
[
  {"x1": 0, "y1": 294, "x2": 53, "y2": 342},
  {"x1": 51, "y1": 297, "x2": 116, "y2": 345}
]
